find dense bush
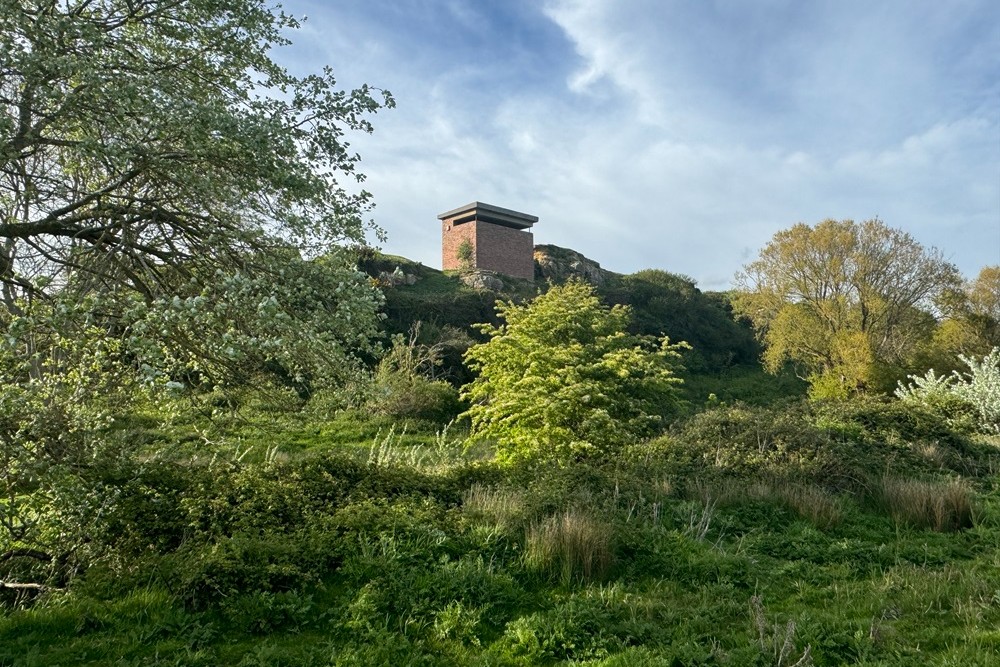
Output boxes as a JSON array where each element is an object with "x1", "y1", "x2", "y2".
[
  {"x1": 601, "y1": 270, "x2": 759, "y2": 370},
  {"x1": 366, "y1": 326, "x2": 464, "y2": 422},
  {"x1": 896, "y1": 348, "x2": 1000, "y2": 434},
  {"x1": 463, "y1": 280, "x2": 687, "y2": 464}
]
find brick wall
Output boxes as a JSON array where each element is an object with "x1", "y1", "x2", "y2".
[
  {"x1": 442, "y1": 220, "x2": 476, "y2": 272},
  {"x1": 442, "y1": 220, "x2": 535, "y2": 280},
  {"x1": 473, "y1": 222, "x2": 534, "y2": 280}
]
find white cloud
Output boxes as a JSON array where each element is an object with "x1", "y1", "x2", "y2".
[{"x1": 276, "y1": 0, "x2": 999, "y2": 290}]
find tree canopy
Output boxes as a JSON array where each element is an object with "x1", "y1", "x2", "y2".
[
  {"x1": 0, "y1": 0, "x2": 392, "y2": 389},
  {"x1": 962, "y1": 266, "x2": 1000, "y2": 350},
  {"x1": 462, "y1": 281, "x2": 687, "y2": 464},
  {"x1": 1, "y1": 0, "x2": 392, "y2": 307},
  {"x1": 733, "y1": 218, "x2": 959, "y2": 396}
]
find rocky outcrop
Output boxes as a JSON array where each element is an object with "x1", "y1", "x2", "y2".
[
  {"x1": 533, "y1": 244, "x2": 616, "y2": 286},
  {"x1": 378, "y1": 266, "x2": 419, "y2": 287},
  {"x1": 460, "y1": 270, "x2": 505, "y2": 292}
]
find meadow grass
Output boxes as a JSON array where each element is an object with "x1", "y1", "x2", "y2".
[
  {"x1": 4, "y1": 398, "x2": 1000, "y2": 665},
  {"x1": 524, "y1": 508, "x2": 614, "y2": 585}
]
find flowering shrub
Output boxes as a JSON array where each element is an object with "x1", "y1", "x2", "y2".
[{"x1": 896, "y1": 348, "x2": 1000, "y2": 433}]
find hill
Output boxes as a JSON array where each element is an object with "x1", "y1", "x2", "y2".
[{"x1": 359, "y1": 245, "x2": 801, "y2": 402}]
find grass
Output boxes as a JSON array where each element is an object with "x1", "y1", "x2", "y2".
[
  {"x1": 681, "y1": 364, "x2": 808, "y2": 407},
  {"x1": 524, "y1": 508, "x2": 614, "y2": 585},
  {"x1": 691, "y1": 478, "x2": 844, "y2": 529},
  {"x1": 876, "y1": 477, "x2": 975, "y2": 532},
  {"x1": 4, "y1": 396, "x2": 1000, "y2": 665}
]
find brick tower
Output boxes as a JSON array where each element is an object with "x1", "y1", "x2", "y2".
[{"x1": 439, "y1": 202, "x2": 537, "y2": 280}]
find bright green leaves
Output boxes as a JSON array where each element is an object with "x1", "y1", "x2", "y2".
[
  {"x1": 734, "y1": 219, "x2": 959, "y2": 396},
  {"x1": 462, "y1": 281, "x2": 688, "y2": 465}
]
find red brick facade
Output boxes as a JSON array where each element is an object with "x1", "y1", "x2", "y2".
[
  {"x1": 439, "y1": 202, "x2": 537, "y2": 281},
  {"x1": 442, "y1": 220, "x2": 535, "y2": 279}
]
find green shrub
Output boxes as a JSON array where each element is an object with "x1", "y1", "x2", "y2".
[
  {"x1": 668, "y1": 403, "x2": 838, "y2": 481},
  {"x1": 368, "y1": 373, "x2": 463, "y2": 423},
  {"x1": 491, "y1": 585, "x2": 664, "y2": 662},
  {"x1": 463, "y1": 280, "x2": 687, "y2": 465},
  {"x1": 814, "y1": 396, "x2": 978, "y2": 466},
  {"x1": 897, "y1": 348, "x2": 1000, "y2": 434},
  {"x1": 367, "y1": 325, "x2": 464, "y2": 422},
  {"x1": 220, "y1": 590, "x2": 316, "y2": 635},
  {"x1": 166, "y1": 528, "x2": 338, "y2": 607}
]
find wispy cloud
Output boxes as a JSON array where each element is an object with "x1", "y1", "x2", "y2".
[{"x1": 278, "y1": 0, "x2": 1000, "y2": 288}]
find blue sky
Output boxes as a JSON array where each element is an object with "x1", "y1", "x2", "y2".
[{"x1": 278, "y1": 0, "x2": 999, "y2": 290}]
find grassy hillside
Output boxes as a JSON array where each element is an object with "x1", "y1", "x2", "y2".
[
  {"x1": 2, "y1": 391, "x2": 999, "y2": 666},
  {"x1": 361, "y1": 249, "x2": 803, "y2": 404},
  {"x1": 5, "y1": 251, "x2": 995, "y2": 665}
]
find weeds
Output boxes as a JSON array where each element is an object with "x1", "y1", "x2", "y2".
[
  {"x1": 683, "y1": 497, "x2": 717, "y2": 542},
  {"x1": 749, "y1": 595, "x2": 813, "y2": 667}
]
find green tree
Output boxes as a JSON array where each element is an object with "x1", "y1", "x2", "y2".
[
  {"x1": 462, "y1": 281, "x2": 687, "y2": 464},
  {"x1": 0, "y1": 0, "x2": 391, "y2": 587},
  {"x1": 600, "y1": 269, "x2": 758, "y2": 370},
  {"x1": 916, "y1": 266, "x2": 1000, "y2": 374},
  {"x1": 958, "y1": 266, "x2": 1000, "y2": 351},
  {"x1": 0, "y1": 0, "x2": 392, "y2": 387},
  {"x1": 734, "y1": 219, "x2": 958, "y2": 397}
]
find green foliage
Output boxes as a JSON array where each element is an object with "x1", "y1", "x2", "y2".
[
  {"x1": 0, "y1": 301, "x2": 146, "y2": 584},
  {"x1": 661, "y1": 397, "x2": 989, "y2": 494},
  {"x1": 680, "y1": 364, "x2": 808, "y2": 406},
  {"x1": 3, "y1": 396, "x2": 1000, "y2": 664},
  {"x1": 4, "y1": 351, "x2": 1000, "y2": 666},
  {"x1": 734, "y1": 218, "x2": 959, "y2": 395},
  {"x1": 1, "y1": 0, "x2": 390, "y2": 394},
  {"x1": 665, "y1": 403, "x2": 839, "y2": 481},
  {"x1": 1, "y1": 0, "x2": 393, "y2": 300},
  {"x1": 456, "y1": 239, "x2": 475, "y2": 271},
  {"x1": 492, "y1": 586, "x2": 661, "y2": 662},
  {"x1": 367, "y1": 324, "x2": 463, "y2": 422},
  {"x1": 125, "y1": 250, "x2": 384, "y2": 394},
  {"x1": 463, "y1": 280, "x2": 688, "y2": 464},
  {"x1": 601, "y1": 270, "x2": 759, "y2": 369},
  {"x1": 896, "y1": 348, "x2": 1000, "y2": 433},
  {"x1": 923, "y1": 266, "x2": 1000, "y2": 368}
]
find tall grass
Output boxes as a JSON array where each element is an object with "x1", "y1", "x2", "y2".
[
  {"x1": 876, "y1": 477, "x2": 974, "y2": 532},
  {"x1": 689, "y1": 479, "x2": 843, "y2": 529},
  {"x1": 366, "y1": 423, "x2": 468, "y2": 469},
  {"x1": 524, "y1": 508, "x2": 613, "y2": 585},
  {"x1": 462, "y1": 484, "x2": 527, "y2": 528}
]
